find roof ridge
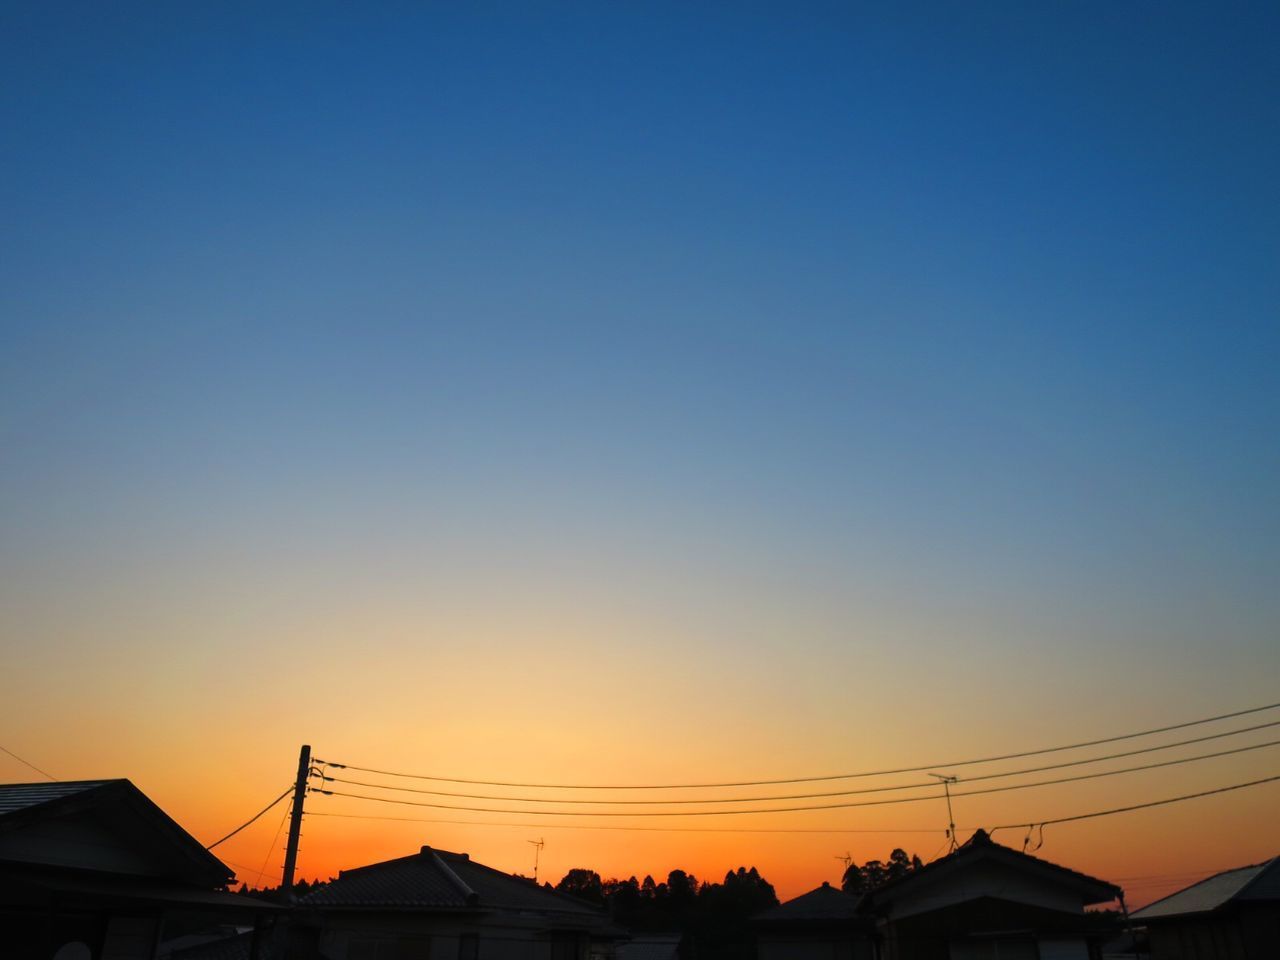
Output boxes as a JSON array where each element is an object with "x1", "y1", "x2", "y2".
[
  {"x1": 1224, "y1": 855, "x2": 1279, "y2": 896},
  {"x1": 428, "y1": 848, "x2": 479, "y2": 906}
]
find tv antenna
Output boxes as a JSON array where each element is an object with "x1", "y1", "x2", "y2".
[
  {"x1": 528, "y1": 838, "x2": 545, "y2": 883},
  {"x1": 835, "y1": 852, "x2": 852, "y2": 872},
  {"x1": 928, "y1": 773, "x2": 959, "y2": 852}
]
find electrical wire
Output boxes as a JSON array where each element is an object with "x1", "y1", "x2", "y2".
[
  {"x1": 312, "y1": 740, "x2": 1280, "y2": 816},
  {"x1": 206, "y1": 787, "x2": 294, "y2": 850},
  {"x1": 0, "y1": 744, "x2": 57, "y2": 781},
  {"x1": 313, "y1": 699, "x2": 1280, "y2": 789},
  {"x1": 251, "y1": 797, "x2": 294, "y2": 888},
  {"x1": 989, "y1": 773, "x2": 1280, "y2": 832},
  {"x1": 312, "y1": 719, "x2": 1280, "y2": 805},
  {"x1": 304, "y1": 811, "x2": 961, "y2": 834}
]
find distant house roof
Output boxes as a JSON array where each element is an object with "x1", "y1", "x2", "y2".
[
  {"x1": 301, "y1": 845, "x2": 617, "y2": 929},
  {"x1": 756, "y1": 881, "x2": 864, "y2": 923},
  {"x1": 867, "y1": 829, "x2": 1120, "y2": 908},
  {"x1": 0, "y1": 779, "x2": 235, "y2": 889},
  {"x1": 1130, "y1": 857, "x2": 1280, "y2": 921}
]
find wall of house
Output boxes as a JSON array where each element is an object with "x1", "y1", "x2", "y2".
[
  {"x1": 1147, "y1": 905, "x2": 1280, "y2": 960},
  {"x1": 880, "y1": 899, "x2": 1104, "y2": 960},
  {"x1": 758, "y1": 932, "x2": 875, "y2": 960},
  {"x1": 315, "y1": 914, "x2": 611, "y2": 960}
]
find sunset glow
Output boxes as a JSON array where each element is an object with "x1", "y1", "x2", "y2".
[{"x1": 2, "y1": 2, "x2": 1278, "y2": 920}]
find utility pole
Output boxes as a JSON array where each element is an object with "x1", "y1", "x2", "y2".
[
  {"x1": 281, "y1": 744, "x2": 311, "y2": 899},
  {"x1": 929, "y1": 773, "x2": 959, "y2": 852}
]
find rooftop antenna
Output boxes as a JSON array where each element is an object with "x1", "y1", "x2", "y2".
[
  {"x1": 929, "y1": 773, "x2": 959, "y2": 852},
  {"x1": 528, "y1": 838, "x2": 545, "y2": 883},
  {"x1": 835, "y1": 852, "x2": 852, "y2": 882}
]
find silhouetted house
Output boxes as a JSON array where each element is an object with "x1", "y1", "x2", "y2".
[
  {"x1": 296, "y1": 844, "x2": 625, "y2": 960},
  {"x1": 755, "y1": 880, "x2": 876, "y2": 960},
  {"x1": 0, "y1": 779, "x2": 278, "y2": 960},
  {"x1": 861, "y1": 830, "x2": 1120, "y2": 960},
  {"x1": 1129, "y1": 856, "x2": 1280, "y2": 960}
]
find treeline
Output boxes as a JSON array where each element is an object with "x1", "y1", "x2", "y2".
[
  {"x1": 841, "y1": 848, "x2": 924, "y2": 893},
  {"x1": 234, "y1": 877, "x2": 331, "y2": 901},
  {"x1": 555, "y1": 866, "x2": 778, "y2": 960}
]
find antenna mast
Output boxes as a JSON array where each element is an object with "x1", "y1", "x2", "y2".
[
  {"x1": 528, "y1": 837, "x2": 545, "y2": 883},
  {"x1": 929, "y1": 772, "x2": 959, "y2": 852}
]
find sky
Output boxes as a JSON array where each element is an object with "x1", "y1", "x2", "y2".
[{"x1": 1, "y1": 2, "x2": 1278, "y2": 906}]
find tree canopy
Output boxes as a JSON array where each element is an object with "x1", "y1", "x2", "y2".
[{"x1": 841, "y1": 848, "x2": 924, "y2": 894}]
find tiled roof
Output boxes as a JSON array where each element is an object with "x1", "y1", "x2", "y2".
[
  {"x1": 1130, "y1": 857, "x2": 1280, "y2": 920},
  {"x1": 302, "y1": 846, "x2": 606, "y2": 919},
  {"x1": 869, "y1": 829, "x2": 1120, "y2": 906},
  {"x1": 757, "y1": 882, "x2": 864, "y2": 923},
  {"x1": 0, "y1": 780, "x2": 118, "y2": 816}
]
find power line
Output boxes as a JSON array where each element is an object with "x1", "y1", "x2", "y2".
[
  {"x1": 253, "y1": 797, "x2": 293, "y2": 888},
  {"x1": 206, "y1": 787, "x2": 294, "y2": 850},
  {"x1": 990, "y1": 773, "x2": 1280, "y2": 832},
  {"x1": 305, "y1": 811, "x2": 956, "y2": 834},
  {"x1": 313, "y1": 699, "x2": 1280, "y2": 790},
  {"x1": 312, "y1": 718, "x2": 1280, "y2": 806},
  {"x1": 312, "y1": 741, "x2": 1280, "y2": 817},
  {"x1": 0, "y1": 744, "x2": 57, "y2": 781},
  {"x1": 309, "y1": 773, "x2": 1280, "y2": 834}
]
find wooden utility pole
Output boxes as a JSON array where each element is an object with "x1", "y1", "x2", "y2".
[{"x1": 280, "y1": 744, "x2": 311, "y2": 898}]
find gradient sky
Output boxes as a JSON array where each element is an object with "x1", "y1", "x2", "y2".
[{"x1": 2, "y1": 2, "x2": 1278, "y2": 906}]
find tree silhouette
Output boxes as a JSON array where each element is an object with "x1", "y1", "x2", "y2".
[
  {"x1": 555, "y1": 868, "x2": 605, "y2": 905},
  {"x1": 555, "y1": 864, "x2": 778, "y2": 960},
  {"x1": 842, "y1": 848, "x2": 925, "y2": 894}
]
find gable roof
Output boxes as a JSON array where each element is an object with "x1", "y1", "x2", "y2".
[
  {"x1": 1130, "y1": 857, "x2": 1280, "y2": 921},
  {"x1": 867, "y1": 830, "x2": 1120, "y2": 908},
  {"x1": 0, "y1": 779, "x2": 233, "y2": 887},
  {"x1": 756, "y1": 881, "x2": 865, "y2": 923},
  {"x1": 302, "y1": 845, "x2": 613, "y2": 925}
]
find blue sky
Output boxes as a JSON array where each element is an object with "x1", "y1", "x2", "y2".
[{"x1": 1, "y1": 2, "x2": 1278, "y2": 822}]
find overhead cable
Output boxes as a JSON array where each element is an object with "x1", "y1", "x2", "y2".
[
  {"x1": 313, "y1": 699, "x2": 1280, "y2": 789},
  {"x1": 206, "y1": 787, "x2": 294, "y2": 850},
  {"x1": 305, "y1": 812, "x2": 955, "y2": 834},
  {"x1": 989, "y1": 774, "x2": 1280, "y2": 832},
  {"x1": 0, "y1": 744, "x2": 58, "y2": 781},
  {"x1": 311, "y1": 741, "x2": 1280, "y2": 816},
  {"x1": 313, "y1": 719, "x2": 1280, "y2": 805}
]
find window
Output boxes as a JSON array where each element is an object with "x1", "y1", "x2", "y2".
[{"x1": 458, "y1": 933, "x2": 479, "y2": 960}]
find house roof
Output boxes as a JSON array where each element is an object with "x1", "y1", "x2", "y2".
[
  {"x1": 302, "y1": 845, "x2": 612, "y2": 924},
  {"x1": 1130, "y1": 857, "x2": 1280, "y2": 921},
  {"x1": 0, "y1": 780, "x2": 115, "y2": 816},
  {"x1": 756, "y1": 881, "x2": 864, "y2": 923},
  {"x1": 0, "y1": 779, "x2": 234, "y2": 887},
  {"x1": 868, "y1": 829, "x2": 1120, "y2": 907}
]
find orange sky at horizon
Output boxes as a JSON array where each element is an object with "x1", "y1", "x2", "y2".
[{"x1": 3, "y1": 697, "x2": 1277, "y2": 910}]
